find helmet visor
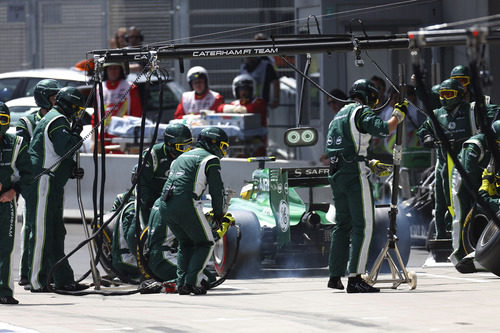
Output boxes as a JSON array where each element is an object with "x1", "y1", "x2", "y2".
[
  {"x1": 220, "y1": 141, "x2": 229, "y2": 157},
  {"x1": 175, "y1": 140, "x2": 192, "y2": 153},
  {"x1": 0, "y1": 113, "x2": 10, "y2": 126},
  {"x1": 451, "y1": 75, "x2": 470, "y2": 87},
  {"x1": 439, "y1": 89, "x2": 458, "y2": 100}
]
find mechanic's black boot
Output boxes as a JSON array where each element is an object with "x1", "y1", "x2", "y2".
[
  {"x1": 178, "y1": 285, "x2": 191, "y2": 295},
  {"x1": 455, "y1": 257, "x2": 477, "y2": 274},
  {"x1": 178, "y1": 284, "x2": 206, "y2": 295},
  {"x1": 327, "y1": 276, "x2": 344, "y2": 290},
  {"x1": 346, "y1": 275, "x2": 380, "y2": 294},
  {"x1": 18, "y1": 276, "x2": 29, "y2": 286},
  {"x1": 0, "y1": 296, "x2": 19, "y2": 305},
  {"x1": 58, "y1": 282, "x2": 89, "y2": 292}
]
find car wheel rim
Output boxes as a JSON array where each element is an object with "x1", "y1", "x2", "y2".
[{"x1": 480, "y1": 222, "x2": 499, "y2": 247}]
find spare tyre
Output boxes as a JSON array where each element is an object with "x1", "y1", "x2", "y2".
[{"x1": 366, "y1": 206, "x2": 411, "y2": 273}]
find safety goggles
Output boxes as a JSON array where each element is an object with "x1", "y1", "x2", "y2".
[
  {"x1": 0, "y1": 113, "x2": 10, "y2": 126},
  {"x1": 220, "y1": 141, "x2": 229, "y2": 156},
  {"x1": 175, "y1": 140, "x2": 192, "y2": 153},
  {"x1": 451, "y1": 75, "x2": 470, "y2": 87},
  {"x1": 439, "y1": 89, "x2": 458, "y2": 100}
]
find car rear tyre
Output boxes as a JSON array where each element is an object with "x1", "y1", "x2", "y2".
[
  {"x1": 462, "y1": 212, "x2": 489, "y2": 254},
  {"x1": 213, "y1": 210, "x2": 261, "y2": 278}
]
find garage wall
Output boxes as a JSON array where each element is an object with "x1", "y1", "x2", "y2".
[
  {"x1": 0, "y1": 1, "x2": 31, "y2": 71},
  {"x1": 38, "y1": 0, "x2": 107, "y2": 68}
]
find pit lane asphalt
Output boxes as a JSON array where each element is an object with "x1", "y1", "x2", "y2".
[{"x1": 2, "y1": 223, "x2": 499, "y2": 333}]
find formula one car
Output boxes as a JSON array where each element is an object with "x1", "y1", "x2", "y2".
[{"x1": 212, "y1": 158, "x2": 411, "y2": 278}]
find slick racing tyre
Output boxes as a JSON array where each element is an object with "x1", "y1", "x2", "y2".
[
  {"x1": 366, "y1": 206, "x2": 411, "y2": 273},
  {"x1": 475, "y1": 217, "x2": 500, "y2": 276},
  {"x1": 462, "y1": 212, "x2": 488, "y2": 254},
  {"x1": 213, "y1": 210, "x2": 261, "y2": 278}
]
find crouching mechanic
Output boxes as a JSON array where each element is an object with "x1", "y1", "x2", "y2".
[
  {"x1": 16, "y1": 79, "x2": 61, "y2": 287},
  {"x1": 160, "y1": 127, "x2": 229, "y2": 295},
  {"x1": 137, "y1": 124, "x2": 192, "y2": 226},
  {"x1": 145, "y1": 198, "x2": 217, "y2": 288},
  {"x1": 449, "y1": 121, "x2": 500, "y2": 272},
  {"x1": 0, "y1": 103, "x2": 32, "y2": 304},
  {"x1": 326, "y1": 79, "x2": 406, "y2": 293},
  {"x1": 28, "y1": 87, "x2": 88, "y2": 292}
]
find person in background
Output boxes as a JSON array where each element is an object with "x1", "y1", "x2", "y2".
[
  {"x1": 92, "y1": 62, "x2": 143, "y2": 152},
  {"x1": 240, "y1": 33, "x2": 280, "y2": 109},
  {"x1": 126, "y1": 26, "x2": 144, "y2": 47},
  {"x1": 111, "y1": 27, "x2": 127, "y2": 49},
  {"x1": 174, "y1": 66, "x2": 224, "y2": 119},
  {"x1": 125, "y1": 26, "x2": 145, "y2": 72}
]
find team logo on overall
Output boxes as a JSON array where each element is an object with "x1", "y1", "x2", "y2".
[
  {"x1": 336, "y1": 136, "x2": 342, "y2": 145},
  {"x1": 448, "y1": 122, "x2": 456, "y2": 130}
]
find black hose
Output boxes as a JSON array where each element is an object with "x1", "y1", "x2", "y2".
[{"x1": 98, "y1": 80, "x2": 106, "y2": 239}]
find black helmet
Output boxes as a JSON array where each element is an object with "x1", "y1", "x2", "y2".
[
  {"x1": 196, "y1": 127, "x2": 229, "y2": 158},
  {"x1": 34, "y1": 79, "x2": 62, "y2": 110},
  {"x1": 164, "y1": 123, "x2": 193, "y2": 157},
  {"x1": 349, "y1": 79, "x2": 379, "y2": 108},
  {"x1": 232, "y1": 74, "x2": 255, "y2": 99},
  {"x1": 55, "y1": 87, "x2": 86, "y2": 119},
  {"x1": 439, "y1": 78, "x2": 464, "y2": 111},
  {"x1": 0, "y1": 102, "x2": 10, "y2": 136},
  {"x1": 450, "y1": 65, "x2": 470, "y2": 87}
]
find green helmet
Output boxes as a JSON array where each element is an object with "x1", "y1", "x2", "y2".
[
  {"x1": 349, "y1": 79, "x2": 379, "y2": 108},
  {"x1": 55, "y1": 87, "x2": 86, "y2": 118},
  {"x1": 0, "y1": 102, "x2": 10, "y2": 136},
  {"x1": 34, "y1": 79, "x2": 62, "y2": 110},
  {"x1": 450, "y1": 65, "x2": 470, "y2": 87},
  {"x1": 164, "y1": 123, "x2": 193, "y2": 157},
  {"x1": 196, "y1": 127, "x2": 229, "y2": 158},
  {"x1": 439, "y1": 78, "x2": 464, "y2": 111}
]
